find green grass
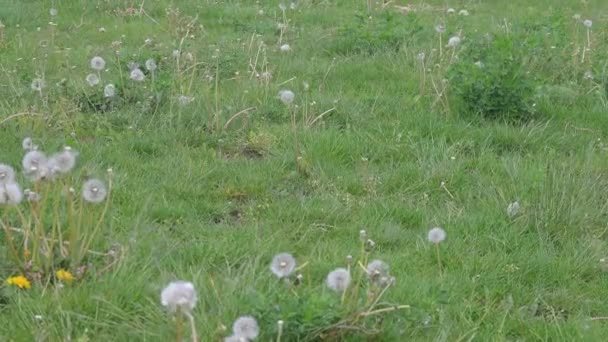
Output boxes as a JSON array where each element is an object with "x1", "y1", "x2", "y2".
[{"x1": 1, "y1": 0, "x2": 608, "y2": 340}]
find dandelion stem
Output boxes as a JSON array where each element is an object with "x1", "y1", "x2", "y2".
[
  {"x1": 185, "y1": 311, "x2": 198, "y2": 342},
  {"x1": 435, "y1": 244, "x2": 443, "y2": 276},
  {"x1": 176, "y1": 311, "x2": 183, "y2": 342}
]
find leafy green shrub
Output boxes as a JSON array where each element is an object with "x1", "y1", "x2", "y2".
[{"x1": 448, "y1": 35, "x2": 538, "y2": 122}]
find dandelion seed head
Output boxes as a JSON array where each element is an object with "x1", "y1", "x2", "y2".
[
  {"x1": 278, "y1": 89, "x2": 295, "y2": 105},
  {"x1": 583, "y1": 19, "x2": 592, "y2": 28},
  {"x1": 145, "y1": 58, "x2": 157, "y2": 71},
  {"x1": 416, "y1": 52, "x2": 426, "y2": 62},
  {"x1": 459, "y1": 9, "x2": 469, "y2": 16},
  {"x1": 90, "y1": 56, "x2": 106, "y2": 71},
  {"x1": 573, "y1": 14, "x2": 581, "y2": 20},
  {"x1": 474, "y1": 61, "x2": 484, "y2": 68},
  {"x1": 0, "y1": 182, "x2": 23, "y2": 205},
  {"x1": 0, "y1": 164, "x2": 16, "y2": 185},
  {"x1": 130, "y1": 68, "x2": 145, "y2": 81},
  {"x1": 160, "y1": 281, "x2": 197, "y2": 313},
  {"x1": 48, "y1": 148, "x2": 78, "y2": 174},
  {"x1": 49, "y1": 8, "x2": 58, "y2": 16},
  {"x1": 104, "y1": 84, "x2": 116, "y2": 98},
  {"x1": 86, "y1": 73, "x2": 100, "y2": 86},
  {"x1": 172, "y1": 49, "x2": 181, "y2": 58},
  {"x1": 447, "y1": 8, "x2": 456, "y2": 14},
  {"x1": 82, "y1": 179, "x2": 107, "y2": 203},
  {"x1": 144, "y1": 38, "x2": 153, "y2": 45},
  {"x1": 178, "y1": 95, "x2": 193, "y2": 106},
  {"x1": 428, "y1": 227, "x2": 446, "y2": 244},
  {"x1": 31, "y1": 78, "x2": 45, "y2": 91},
  {"x1": 366, "y1": 259, "x2": 389, "y2": 280},
  {"x1": 326, "y1": 268, "x2": 351, "y2": 292},
  {"x1": 280, "y1": 44, "x2": 291, "y2": 52},
  {"x1": 22, "y1": 137, "x2": 36, "y2": 151},
  {"x1": 447, "y1": 36, "x2": 461, "y2": 47},
  {"x1": 435, "y1": 24, "x2": 446, "y2": 33},
  {"x1": 270, "y1": 252, "x2": 296, "y2": 278},
  {"x1": 232, "y1": 316, "x2": 259, "y2": 340},
  {"x1": 507, "y1": 201, "x2": 520, "y2": 218},
  {"x1": 24, "y1": 189, "x2": 40, "y2": 202},
  {"x1": 22, "y1": 151, "x2": 50, "y2": 181}
]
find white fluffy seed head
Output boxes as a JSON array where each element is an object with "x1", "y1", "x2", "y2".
[
  {"x1": 458, "y1": 9, "x2": 469, "y2": 16},
  {"x1": 48, "y1": 149, "x2": 78, "y2": 174},
  {"x1": 280, "y1": 44, "x2": 291, "y2": 52},
  {"x1": 0, "y1": 182, "x2": 23, "y2": 205},
  {"x1": 90, "y1": 56, "x2": 106, "y2": 71},
  {"x1": 130, "y1": 68, "x2": 145, "y2": 81},
  {"x1": 278, "y1": 89, "x2": 295, "y2": 105},
  {"x1": 583, "y1": 19, "x2": 592, "y2": 28},
  {"x1": 104, "y1": 84, "x2": 116, "y2": 98},
  {"x1": 178, "y1": 95, "x2": 193, "y2": 106},
  {"x1": 0, "y1": 164, "x2": 16, "y2": 185},
  {"x1": 366, "y1": 259, "x2": 389, "y2": 280},
  {"x1": 232, "y1": 316, "x2": 259, "y2": 340},
  {"x1": 507, "y1": 201, "x2": 520, "y2": 218},
  {"x1": 160, "y1": 281, "x2": 197, "y2": 313},
  {"x1": 82, "y1": 178, "x2": 107, "y2": 203},
  {"x1": 326, "y1": 268, "x2": 351, "y2": 292},
  {"x1": 22, "y1": 137, "x2": 35, "y2": 151},
  {"x1": 145, "y1": 58, "x2": 157, "y2": 71},
  {"x1": 22, "y1": 150, "x2": 50, "y2": 181},
  {"x1": 49, "y1": 8, "x2": 58, "y2": 16},
  {"x1": 270, "y1": 252, "x2": 296, "y2": 278},
  {"x1": 447, "y1": 8, "x2": 456, "y2": 14},
  {"x1": 428, "y1": 227, "x2": 446, "y2": 244},
  {"x1": 447, "y1": 36, "x2": 461, "y2": 47},
  {"x1": 31, "y1": 78, "x2": 45, "y2": 91},
  {"x1": 86, "y1": 73, "x2": 100, "y2": 86},
  {"x1": 435, "y1": 24, "x2": 445, "y2": 33}
]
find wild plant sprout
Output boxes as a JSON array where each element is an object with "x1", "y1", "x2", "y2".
[
  {"x1": 270, "y1": 252, "x2": 296, "y2": 279},
  {"x1": 161, "y1": 281, "x2": 198, "y2": 342},
  {"x1": 428, "y1": 227, "x2": 446, "y2": 275},
  {"x1": 0, "y1": 140, "x2": 114, "y2": 287},
  {"x1": 231, "y1": 316, "x2": 259, "y2": 340}
]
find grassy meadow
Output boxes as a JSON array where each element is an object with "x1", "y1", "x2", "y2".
[{"x1": 1, "y1": 0, "x2": 608, "y2": 340}]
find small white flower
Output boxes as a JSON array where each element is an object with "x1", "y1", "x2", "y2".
[
  {"x1": 90, "y1": 56, "x2": 106, "y2": 71},
  {"x1": 280, "y1": 44, "x2": 291, "y2": 52},
  {"x1": 98, "y1": 27, "x2": 106, "y2": 32},
  {"x1": 458, "y1": 9, "x2": 469, "y2": 16},
  {"x1": 270, "y1": 253, "x2": 296, "y2": 278},
  {"x1": 82, "y1": 179, "x2": 107, "y2": 203},
  {"x1": 144, "y1": 38, "x2": 153, "y2": 45},
  {"x1": 86, "y1": 73, "x2": 100, "y2": 86},
  {"x1": 428, "y1": 227, "x2": 446, "y2": 244},
  {"x1": 104, "y1": 84, "x2": 116, "y2": 98},
  {"x1": 0, "y1": 182, "x2": 23, "y2": 205},
  {"x1": 584, "y1": 70, "x2": 593, "y2": 80},
  {"x1": 507, "y1": 201, "x2": 520, "y2": 218},
  {"x1": 474, "y1": 61, "x2": 484, "y2": 68},
  {"x1": 232, "y1": 316, "x2": 259, "y2": 340},
  {"x1": 130, "y1": 68, "x2": 145, "y2": 81},
  {"x1": 447, "y1": 36, "x2": 461, "y2": 47},
  {"x1": 0, "y1": 164, "x2": 16, "y2": 185},
  {"x1": 278, "y1": 89, "x2": 295, "y2": 105},
  {"x1": 326, "y1": 268, "x2": 351, "y2": 292},
  {"x1": 583, "y1": 19, "x2": 592, "y2": 28},
  {"x1": 160, "y1": 281, "x2": 197, "y2": 313},
  {"x1": 145, "y1": 58, "x2": 157, "y2": 71},
  {"x1": 49, "y1": 8, "x2": 58, "y2": 16},
  {"x1": 435, "y1": 24, "x2": 446, "y2": 33},
  {"x1": 31, "y1": 78, "x2": 45, "y2": 91}
]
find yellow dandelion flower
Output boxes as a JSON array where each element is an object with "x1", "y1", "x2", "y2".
[
  {"x1": 56, "y1": 269, "x2": 74, "y2": 282},
  {"x1": 6, "y1": 275, "x2": 31, "y2": 289}
]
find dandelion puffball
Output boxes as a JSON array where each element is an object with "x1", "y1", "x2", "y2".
[
  {"x1": 172, "y1": 49, "x2": 181, "y2": 58},
  {"x1": 49, "y1": 8, "x2": 58, "y2": 16},
  {"x1": 232, "y1": 316, "x2": 259, "y2": 340},
  {"x1": 270, "y1": 253, "x2": 296, "y2": 278},
  {"x1": 86, "y1": 74, "x2": 100, "y2": 86},
  {"x1": 280, "y1": 44, "x2": 291, "y2": 52},
  {"x1": 160, "y1": 281, "x2": 197, "y2": 313},
  {"x1": 130, "y1": 68, "x2": 145, "y2": 81},
  {"x1": 22, "y1": 150, "x2": 50, "y2": 181},
  {"x1": 82, "y1": 179, "x2": 107, "y2": 203},
  {"x1": 90, "y1": 56, "x2": 106, "y2": 71},
  {"x1": 145, "y1": 58, "x2": 157, "y2": 71},
  {"x1": 326, "y1": 268, "x2": 351, "y2": 292},
  {"x1": 447, "y1": 36, "x2": 461, "y2": 47},
  {"x1": 428, "y1": 227, "x2": 446, "y2": 244},
  {"x1": 447, "y1": 8, "x2": 456, "y2": 14},
  {"x1": 0, "y1": 182, "x2": 23, "y2": 205},
  {"x1": 178, "y1": 95, "x2": 193, "y2": 106},
  {"x1": 104, "y1": 84, "x2": 116, "y2": 98},
  {"x1": 278, "y1": 90, "x2": 295, "y2": 105},
  {"x1": 458, "y1": 9, "x2": 469, "y2": 16},
  {"x1": 507, "y1": 201, "x2": 520, "y2": 218},
  {"x1": 366, "y1": 259, "x2": 389, "y2": 279},
  {"x1": 22, "y1": 137, "x2": 35, "y2": 151},
  {"x1": 48, "y1": 148, "x2": 78, "y2": 174},
  {"x1": 435, "y1": 24, "x2": 445, "y2": 33},
  {"x1": 0, "y1": 164, "x2": 16, "y2": 185},
  {"x1": 31, "y1": 78, "x2": 45, "y2": 91}
]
